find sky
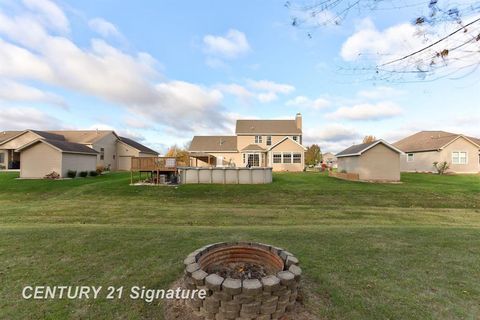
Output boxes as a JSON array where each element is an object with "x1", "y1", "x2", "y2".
[{"x1": 0, "y1": 0, "x2": 479, "y2": 153}]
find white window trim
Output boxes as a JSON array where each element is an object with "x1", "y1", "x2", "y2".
[
  {"x1": 254, "y1": 136, "x2": 263, "y2": 144},
  {"x1": 407, "y1": 153, "x2": 414, "y2": 162},
  {"x1": 269, "y1": 151, "x2": 304, "y2": 165},
  {"x1": 266, "y1": 136, "x2": 272, "y2": 146},
  {"x1": 452, "y1": 151, "x2": 468, "y2": 165}
]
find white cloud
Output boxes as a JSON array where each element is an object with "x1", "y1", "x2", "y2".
[
  {"x1": 303, "y1": 124, "x2": 361, "y2": 152},
  {"x1": 327, "y1": 101, "x2": 402, "y2": 121},
  {"x1": 215, "y1": 83, "x2": 254, "y2": 102},
  {"x1": 0, "y1": 1, "x2": 230, "y2": 135},
  {"x1": 0, "y1": 106, "x2": 60, "y2": 129},
  {"x1": 0, "y1": 80, "x2": 66, "y2": 108},
  {"x1": 340, "y1": 16, "x2": 480, "y2": 77},
  {"x1": 203, "y1": 29, "x2": 251, "y2": 59},
  {"x1": 286, "y1": 95, "x2": 330, "y2": 110},
  {"x1": 22, "y1": 0, "x2": 69, "y2": 33},
  {"x1": 216, "y1": 80, "x2": 295, "y2": 104},
  {"x1": 341, "y1": 18, "x2": 421, "y2": 62},
  {"x1": 88, "y1": 18, "x2": 121, "y2": 38},
  {"x1": 305, "y1": 124, "x2": 360, "y2": 143}
]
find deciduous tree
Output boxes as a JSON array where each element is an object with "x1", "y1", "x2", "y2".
[{"x1": 305, "y1": 144, "x2": 322, "y2": 166}]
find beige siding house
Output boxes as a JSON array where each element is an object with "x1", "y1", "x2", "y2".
[
  {"x1": 322, "y1": 152, "x2": 337, "y2": 168},
  {"x1": 394, "y1": 131, "x2": 480, "y2": 173},
  {"x1": 116, "y1": 136, "x2": 159, "y2": 170},
  {"x1": 189, "y1": 114, "x2": 306, "y2": 172},
  {"x1": 16, "y1": 139, "x2": 98, "y2": 178},
  {"x1": 0, "y1": 129, "x2": 158, "y2": 177},
  {"x1": 336, "y1": 140, "x2": 403, "y2": 182}
]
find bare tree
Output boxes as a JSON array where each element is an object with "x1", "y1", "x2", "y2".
[
  {"x1": 287, "y1": 0, "x2": 480, "y2": 81},
  {"x1": 362, "y1": 135, "x2": 376, "y2": 143}
]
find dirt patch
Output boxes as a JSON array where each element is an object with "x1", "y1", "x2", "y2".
[
  {"x1": 164, "y1": 278, "x2": 319, "y2": 320},
  {"x1": 207, "y1": 262, "x2": 269, "y2": 280}
]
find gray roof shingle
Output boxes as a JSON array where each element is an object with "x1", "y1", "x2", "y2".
[
  {"x1": 394, "y1": 131, "x2": 480, "y2": 152},
  {"x1": 119, "y1": 137, "x2": 158, "y2": 155},
  {"x1": 189, "y1": 136, "x2": 237, "y2": 152},
  {"x1": 235, "y1": 120, "x2": 301, "y2": 135}
]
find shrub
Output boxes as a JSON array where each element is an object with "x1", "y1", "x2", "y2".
[
  {"x1": 79, "y1": 171, "x2": 88, "y2": 178},
  {"x1": 96, "y1": 165, "x2": 105, "y2": 174},
  {"x1": 89, "y1": 171, "x2": 98, "y2": 177},
  {"x1": 433, "y1": 161, "x2": 450, "y2": 175},
  {"x1": 67, "y1": 170, "x2": 77, "y2": 178}
]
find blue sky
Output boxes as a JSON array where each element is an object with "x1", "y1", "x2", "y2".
[{"x1": 0, "y1": 0, "x2": 479, "y2": 153}]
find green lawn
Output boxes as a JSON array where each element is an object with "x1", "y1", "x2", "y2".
[{"x1": 0, "y1": 172, "x2": 479, "y2": 319}]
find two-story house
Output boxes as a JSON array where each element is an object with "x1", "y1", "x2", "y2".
[{"x1": 189, "y1": 113, "x2": 306, "y2": 171}]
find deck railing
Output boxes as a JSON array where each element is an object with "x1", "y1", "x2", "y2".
[{"x1": 131, "y1": 157, "x2": 177, "y2": 171}]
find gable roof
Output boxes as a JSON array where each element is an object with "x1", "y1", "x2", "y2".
[
  {"x1": 0, "y1": 131, "x2": 22, "y2": 143},
  {"x1": 0, "y1": 129, "x2": 66, "y2": 146},
  {"x1": 119, "y1": 137, "x2": 158, "y2": 155},
  {"x1": 394, "y1": 131, "x2": 480, "y2": 152},
  {"x1": 48, "y1": 130, "x2": 117, "y2": 144},
  {"x1": 336, "y1": 140, "x2": 403, "y2": 158},
  {"x1": 189, "y1": 136, "x2": 238, "y2": 152},
  {"x1": 15, "y1": 139, "x2": 98, "y2": 155},
  {"x1": 236, "y1": 120, "x2": 301, "y2": 135},
  {"x1": 268, "y1": 136, "x2": 307, "y2": 151},
  {"x1": 241, "y1": 144, "x2": 266, "y2": 152}
]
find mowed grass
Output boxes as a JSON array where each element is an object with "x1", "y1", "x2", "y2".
[{"x1": 0, "y1": 171, "x2": 479, "y2": 319}]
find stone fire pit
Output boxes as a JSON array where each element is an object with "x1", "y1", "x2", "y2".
[{"x1": 183, "y1": 242, "x2": 302, "y2": 320}]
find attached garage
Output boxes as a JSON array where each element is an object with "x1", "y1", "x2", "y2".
[
  {"x1": 16, "y1": 139, "x2": 98, "y2": 178},
  {"x1": 336, "y1": 140, "x2": 403, "y2": 182}
]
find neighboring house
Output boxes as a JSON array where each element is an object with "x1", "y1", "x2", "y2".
[
  {"x1": 336, "y1": 140, "x2": 403, "y2": 182},
  {"x1": 0, "y1": 130, "x2": 158, "y2": 176},
  {"x1": 189, "y1": 113, "x2": 306, "y2": 172},
  {"x1": 116, "y1": 136, "x2": 160, "y2": 171},
  {"x1": 322, "y1": 152, "x2": 337, "y2": 168},
  {"x1": 16, "y1": 139, "x2": 98, "y2": 178},
  {"x1": 0, "y1": 131, "x2": 23, "y2": 169},
  {"x1": 394, "y1": 131, "x2": 480, "y2": 173}
]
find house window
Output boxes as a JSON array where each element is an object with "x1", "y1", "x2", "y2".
[
  {"x1": 247, "y1": 154, "x2": 260, "y2": 167},
  {"x1": 0, "y1": 152, "x2": 4, "y2": 164},
  {"x1": 283, "y1": 153, "x2": 292, "y2": 164},
  {"x1": 292, "y1": 136, "x2": 298, "y2": 142},
  {"x1": 113, "y1": 155, "x2": 116, "y2": 160},
  {"x1": 407, "y1": 153, "x2": 414, "y2": 162},
  {"x1": 293, "y1": 153, "x2": 302, "y2": 163},
  {"x1": 255, "y1": 136, "x2": 263, "y2": 144},
  {"x1": 100, "y1": 147, "x2": 105, "y2": 161},
  {"x1": 273, "y1": 153, "x2": 282, "y2": 164},
  {"x1": 243, "y1": 153, "x2": 246, "y2": 164},
  {"x1": 266, "y1": 136, "x2": 272, "y2": 146},
  {"x1": 452, "y1": 151, "x2": 467, "y2": 164}
]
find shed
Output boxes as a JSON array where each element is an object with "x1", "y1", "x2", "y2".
[
  {"x1": 15, "y1": 139, "x2": 98, "y2": 178},
  {"x1": 336, "y1": 140, "x2": 403, "y2": 182}
]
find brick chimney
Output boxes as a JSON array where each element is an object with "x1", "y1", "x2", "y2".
[{"x1": 295, "y1": 113, "x2": 302, "y2": 131}]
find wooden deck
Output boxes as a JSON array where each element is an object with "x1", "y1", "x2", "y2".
[
  {"x1": 131, "y1": 157, "x2": 177, "y2": 172},
  {"x1": 130, "y1": 157, "x2": 178, "y2": 185}
]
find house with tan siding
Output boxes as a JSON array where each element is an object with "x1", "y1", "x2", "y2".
[
  {"x1": 189, "y1": 113, "x2": 306, "y2": 171},
  {"x1": 16, "y1": 139, "x2": 98, "y2": 178},
  {"x1": 394, "y1": 131, "x2": 480, "y2": 174},
  {"x1": 0, "y1": 129, "x2": 158, "y2": 177},
  {"x1": 336, "y1": 140, "x2": 403, "y2": 182}
]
